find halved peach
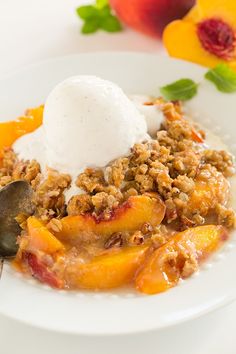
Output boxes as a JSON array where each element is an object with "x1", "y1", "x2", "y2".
[
  {"x1": 136, "y1": 225, "x2": 228, "y2": 294},
  {"x1": 65, "y1": 246, "x2": 148, "y2": 289},
  {"x1": 55, "y1": 195, "x2": 166, "y2": 243},
  {"x1": 163, "y1": 2, "x2": 236, "y2": 72},
  {"x1": 26, "y1": 216, "x2": 64, "y2": 254}
]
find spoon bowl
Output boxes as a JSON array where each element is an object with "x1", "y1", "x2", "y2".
[{"x1": 0, "y1": 180, "x2": 34, "y2": 258}]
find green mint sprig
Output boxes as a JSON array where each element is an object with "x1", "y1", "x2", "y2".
[
  {"x1": 160, "y1": 64, "x2": 236, "y2": 101},
  {"x1": 76, "y1": 0, "x2": 122, "y2": 34},
  {"x1": 160, "y1": 79, "x2": 198, "y2": 101},
  {"x1": 205, "y1": 64, "x2": 236, "y2": 93}
]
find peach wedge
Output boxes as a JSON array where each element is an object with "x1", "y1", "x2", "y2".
[
  {"x1": 64, "y1": 246, "x2": 148, "y2": 290},
  {"x1": 0, "y1": 105, "x2": 43, "y2": 157},
  {"x1": 26, "y1": 216, "x2": 65, "y2": 254},
  {"x1": 136, "y1": 225, "x2": 228, "y2": 295},
  {"x1": 24, "y1": 252, "x2": 64, "y2": 289},
  {"x1": 55, "y1": 195, "x2": 166, "y2": 243},
  {"x1": 187, "y1": 169, "x2": 229, "y2": 216}
]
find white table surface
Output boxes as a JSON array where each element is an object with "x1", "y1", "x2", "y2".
[{"x1": 0, "y1": 1, "x2": 235, "y2": 353}]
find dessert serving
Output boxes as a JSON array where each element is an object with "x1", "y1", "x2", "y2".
[{"x1": 0, "y1": 75, "x2": 235, "y2": 295}]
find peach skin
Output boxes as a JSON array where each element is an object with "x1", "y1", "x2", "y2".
[
  {"x1": 110, "y1": 0, "x2": 195, "y2": 38},
  {"x1": 24, "y1": 252, "x2": 64, "y2": 289},
  {"x1": 54, "y1": 195, "x2": 166, "y2": 243}
]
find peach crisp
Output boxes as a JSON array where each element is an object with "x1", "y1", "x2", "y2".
[{"x1": 1, "y1": 97, "x2": 235, "y2": 295}]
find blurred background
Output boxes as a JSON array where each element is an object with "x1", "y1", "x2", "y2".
[{"x1": 1, "y1": 0, "x2": 162, "y2": 77}]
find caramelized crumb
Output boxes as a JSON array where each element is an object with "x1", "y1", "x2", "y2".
[
  {"x1": 129, "y1": 231, "x2": 145, "y2": 245},
  {"x1": 34, "y1": 169, "x2": 71, "y2": 221},
  {"x1": 47, "y1": 218, "x2": 63, "y2": 233},
  {"x1": 76, "y1": 168, "x2": 106, "y2": 193},
  {"x1": 104, "y1": 232, "x2": 124, "y2": 249},
  {"x1": 216, "y1": 204, "x2": 236, "y2": 228},
  {"x1": 67, "y1": 194, "x2": 92, "y2": 215},
  {"x1": 203, "y1": 150, "x2": 235, "y2": 177}
]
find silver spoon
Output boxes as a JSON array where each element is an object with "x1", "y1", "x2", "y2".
[
  {"x1": 0, "y1": 181, "x2": 35, "y2": 259},
  {"x1": 0, "y1": 259, "x2": 3, "y2": 279}
]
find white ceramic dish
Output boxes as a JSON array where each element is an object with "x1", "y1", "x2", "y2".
[{"x1": 0, "y1": 52, "x2": 236, "y2": 335}]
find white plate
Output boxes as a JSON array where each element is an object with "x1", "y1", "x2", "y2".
[{"x1": 0, "y1": 52, "x2": 236, "y2": 335}]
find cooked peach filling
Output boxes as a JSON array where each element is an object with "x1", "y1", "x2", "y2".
[{"x1": 2, "y1": 100, "x2": 235, "y2": 294}]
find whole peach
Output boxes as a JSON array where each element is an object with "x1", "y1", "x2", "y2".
[{"x1": 109, "y1": 0, "x2": 195, "y2": 37}]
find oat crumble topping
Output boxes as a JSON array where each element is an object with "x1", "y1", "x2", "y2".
[{"x1": 1, "y1": 99, "x2": 235, "y2": 251}]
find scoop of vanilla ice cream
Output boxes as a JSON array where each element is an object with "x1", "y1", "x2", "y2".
[
  {"x1": 130, "y1": 95, "x2": 164, "y2": 137},
  {"x1": 14, "y1": 76, "x2": 148, "y2": 179}
]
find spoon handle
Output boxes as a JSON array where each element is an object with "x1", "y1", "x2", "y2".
[{"x1": 0, "y1": 259, "x2": 3, "y2": 279}]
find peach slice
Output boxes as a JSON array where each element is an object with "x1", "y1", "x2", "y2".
[
  {"x1": 26, "y1": 216, "x2": 64, "y2": 254},
  {"x1": 24, "y1": 252, "x2": 64, "y2": 289},
  {"x1": 55, "y1": 195, "x2": 166, "y2": 243},
  {"x1": 65, "y1": 246, "x2": 148, "y2": 289},
  {"x1": 0, "y1": 105, "x2": 43, "y2": 157},
  {"x1": 136, "y1": 225, "x2": 228, "y2": 294}
]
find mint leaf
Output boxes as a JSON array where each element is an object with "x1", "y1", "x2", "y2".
[
  {"x1": 100, "y1": 15, "x2": 122, "y2": 32},
  {"x1": 76, "y1": 1, "x2": 123, "y2": 35},
  {"x1": 96, "y1": 0, "x2": 108, "y2": 9},
  {"x1": 98, "y1": 5, "x2": 111, "y2": 18},
  {"x1": 76, "y1": 5, "x2": 98, "y2": 20},
  {"x1": 81, "y1": 18, "x2": 100, "y2": 34},
  {"x1": 160, "y1": 79, "x2": 198, "y2": 101},
  {"x1": 205, "y1": 64, "x2": 236, "y2": 93}
]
